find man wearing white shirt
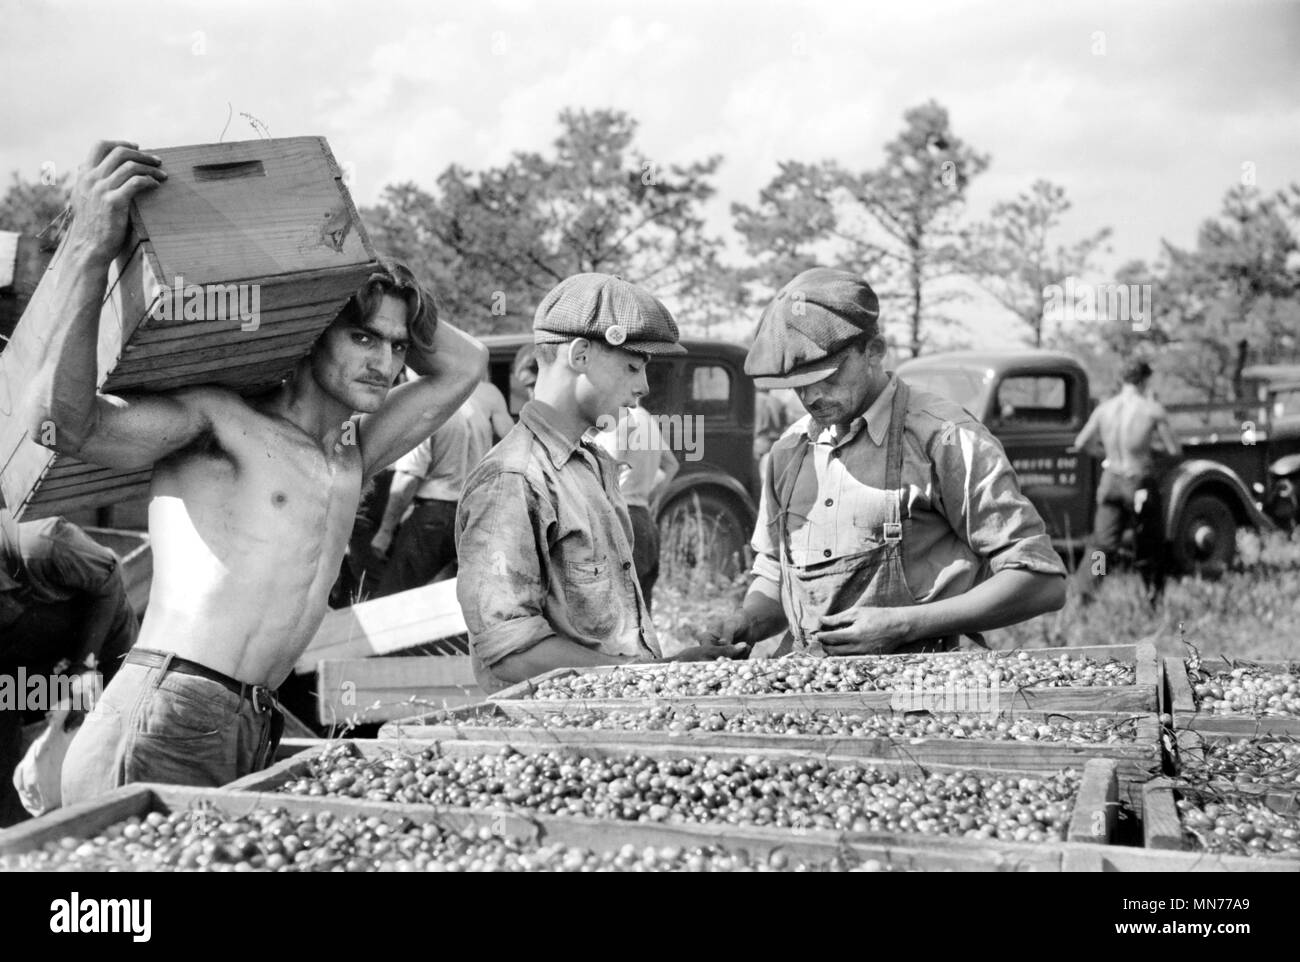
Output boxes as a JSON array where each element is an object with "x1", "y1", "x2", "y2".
[
  {"x1": 371, "y1": 395, "x2": 493, "y2": 595},
  {"x1": 594, "y1": 403, "x2": 679, "y2": 610}
]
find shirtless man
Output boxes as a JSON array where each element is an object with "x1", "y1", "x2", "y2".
[
  {"x1": 1072, "y1": 358, "x2": 1182, "y2": 604},
  {"x1": 19, "y1": 142, "x2": 487, "y2": 801}
]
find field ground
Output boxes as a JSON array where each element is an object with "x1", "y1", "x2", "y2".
[{"x1": 654, "y1": 528, "x2": 1300, "y2": 663}]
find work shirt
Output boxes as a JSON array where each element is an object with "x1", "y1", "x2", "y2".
[
  {"x1": 592, "y1": 406, "x2": 674, "y2": 508},
  {"x1": 751, "y1": 375, "x2": 1066, "y2": 608},
  {"x1": 0, "y1": 514, "x2": 121, "y2": 630},
  {"x1": 455, "y1": 401, "x2": 660, "y2": 692},
  {"x1": 392, "y1": 402, "x2": 491, "y2": 502}
]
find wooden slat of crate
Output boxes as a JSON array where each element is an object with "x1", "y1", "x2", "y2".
[
  {"x1": 0, "y1": 784, "x2": 1065, "y2": 871},
  {"x1": 315, "y1": 656, "x2": 483, "y2": 726},
  {"x1": 294, "y1": 579, "x2": 466, "y2": 674},
  {"x1": 381, "y1": 704, "x2": 1161, "y2": 810},
  {"x1": 1061, "y1": 841, "x2": 1300, "y2": 872},
  {"x1": 1166, "y1": 656, "x2": 1300, "y2": 737},
  {"x1": 131, "y1": 138, "x2": 371, "y2": 281},
  {"x1": 0, "y1": 136, "x2": 376, "y2": 521},
  {"x1": 224, "y1": 737, "x2": 1120, "y2": 847},
  {"x1": 489, "y1": 644, "x2": 1158, "y2": 713}
]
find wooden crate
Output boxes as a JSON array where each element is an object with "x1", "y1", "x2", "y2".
[
  {"x1": 1170, "y1": 728, "x2": 1300, "y2": 797},
  {"x1": 0, "y1": 783, "x2": 1067, "y2": 871},
  {"x1": 1166, "y1": 656, "x2": 1300, "y2": 737},
  {"x1": 1139, "y1": 778, "x2": 1300, "y2": 869},
  {"x1": 315, "y1": 655, "x2": 483, "y2": 726},
  {"x1": 224, "y1": 738, "x2": 1121, "y2": 847},
  {"x1": 0, "y1": 137, "x2": 377, "y2": 519},
  {"x1": 490, "y1": 643, "x2": 1160, "y2": 713},
  {"x1": 294, "y1": 579, "x2": 467, "y2": 675},
  {"x1": 380, "y1": 703, "x2": 1162, "y2": 810}
]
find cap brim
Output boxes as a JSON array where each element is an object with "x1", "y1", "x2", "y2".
[
  {"x1": 752, "y1": 363, "x2": 838, "y2": 390},
  {"x1": 624, "y1": 340, "x2": 687, "y2": 356}
]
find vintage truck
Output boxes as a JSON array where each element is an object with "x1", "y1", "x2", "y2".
[{"x1": 896, "y1": 350, "x2": 1300, "y2": 573}]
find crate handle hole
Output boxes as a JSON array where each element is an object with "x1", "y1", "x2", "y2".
[{"x1": 193, "y1": 160, "x2": 266, "y2": 181}]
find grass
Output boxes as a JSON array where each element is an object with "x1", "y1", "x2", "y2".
[{"x1": 654, "y1": 520, "x2": 1300, "y2": 663}]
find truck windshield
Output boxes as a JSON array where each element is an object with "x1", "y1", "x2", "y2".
[{"x1": 895, "y1": 367, "x2": 991, "y2": 418}]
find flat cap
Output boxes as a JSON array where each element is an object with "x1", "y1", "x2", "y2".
[
  {"x1": 533, "y1": 273, "x2": 686, "y2": 356},
  {"x1": 745, "y1": 267, "x2": 880, "y2": 389}
]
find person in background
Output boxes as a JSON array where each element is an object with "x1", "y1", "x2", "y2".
[
  {"x1": 1072, "y1": 358, "x2": 1183, "y2": 604},
  {"x1": 370, "y1": 388, "x2": 494, "y2": 596},
  {"x1": 1, "y1": 508, "x2": 139, "y2": 825},
  {"x1": 469, "y1": 375, "x2": 513, "y2": 445},
  {"x1": 514, "y1": 344, "x2": 539, "y2": 404},
  {"x1": 593, "y1": 403, "x2": 679, "y2": 611},
  {"x1": 753, "y1": 386, "x2": 804, "y2": 481}
]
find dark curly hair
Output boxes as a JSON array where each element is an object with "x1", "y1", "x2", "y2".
[
  {"x1": 337, "y1": 256, "x2": 439, "y2": 353},
  {"x1": 1121, "y1": 358, "x2": 1153, "y2": 385}
]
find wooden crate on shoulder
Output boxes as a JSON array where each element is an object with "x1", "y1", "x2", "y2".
[{"x1": 0, "y1": 137, "x2": 376, "y2": 519}]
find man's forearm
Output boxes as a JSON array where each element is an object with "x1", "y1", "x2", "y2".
[
  {"x1": 23, "y1": 243, "x2": 115, "y2": 452},
  {"x1": 405, "y1": 319, "x2": 488, "y2": 381},
  {"x1": 740, "y1": 586, "x2": 788, "y2": 642},
  {"x1": 902, "y1": 569, "x2": 1066, "y2": 642},
  {"x1": 490, "y1": 637, "x2": 634, "y2": 685}
]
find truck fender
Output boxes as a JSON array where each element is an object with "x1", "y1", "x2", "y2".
[
  {"x1": 652, "y1": 472, "x2": 757, "y2": 526},
  {"x1": 1161, "y1": 459, "x2": 1277, "y2": 534}
]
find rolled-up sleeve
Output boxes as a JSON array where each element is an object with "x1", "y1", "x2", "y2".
[
  {"x1": 455, "y1": 469, "x2": 559, "y2": 667},
  {"x1": 925, "y1": 415, "x2": 1067, "y2": 578}
]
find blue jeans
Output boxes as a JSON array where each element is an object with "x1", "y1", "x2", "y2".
[{"x1": 60, "y1": 659, "x2": 282, "y2": 805}]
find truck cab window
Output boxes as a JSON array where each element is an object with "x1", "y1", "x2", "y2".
[
  {"x1": 995, "y1": 375, "x2": 1071, "y2": 427},
  {"x1": 686, "y1": 365, "x2": 732, "y2": 418}
]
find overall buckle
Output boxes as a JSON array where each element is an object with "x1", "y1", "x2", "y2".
[{"x1": 882, "y1": 522, "x2": 902, "y2": 543}]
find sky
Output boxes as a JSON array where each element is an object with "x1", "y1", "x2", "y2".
[{"x1": 2, "y1": 0, "x2": 1297, "y2": 346}]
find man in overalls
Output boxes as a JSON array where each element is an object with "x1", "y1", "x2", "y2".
[{"x1": 704, "y1": 267, "x2": 1067, "y2": 656}]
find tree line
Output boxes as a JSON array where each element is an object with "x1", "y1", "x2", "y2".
[{"x1": 3, "y1": 102, "x2": 1297, "y2": 403}]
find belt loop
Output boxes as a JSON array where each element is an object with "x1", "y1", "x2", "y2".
[{"x1": 150, "y1": 651, "x2": 175, "y2": 691}]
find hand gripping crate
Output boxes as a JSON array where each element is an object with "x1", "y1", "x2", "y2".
[{"x1": 0, "y1": 136, "x2": 377, "y2": 519}]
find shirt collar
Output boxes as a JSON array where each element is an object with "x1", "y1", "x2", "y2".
[
  {"x1": 802, "y1": 373, "x2": 897, "y2": 448},
  {"x1": 519, "y1": 400, "x2": 588, "y2": 469}
]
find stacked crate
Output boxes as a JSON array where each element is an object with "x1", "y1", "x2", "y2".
[{"x1": 0, "y1": 137, "x2": 377, "y2": 519}]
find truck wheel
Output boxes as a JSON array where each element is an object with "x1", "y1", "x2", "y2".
[
  {"x1": 658, "y1": 491, "x2": 752, "y2": 579},
  {"x1": 1170, "y1": 494, "x2": 1238, "y2": 575}
]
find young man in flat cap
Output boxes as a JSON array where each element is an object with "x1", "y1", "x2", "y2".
[
  {"x1": 703, "y1": 267, "x2": 1066, "y2": 656},
  {"x1": 455, "y1": 273, "x2": 746, "y2": 692}
]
